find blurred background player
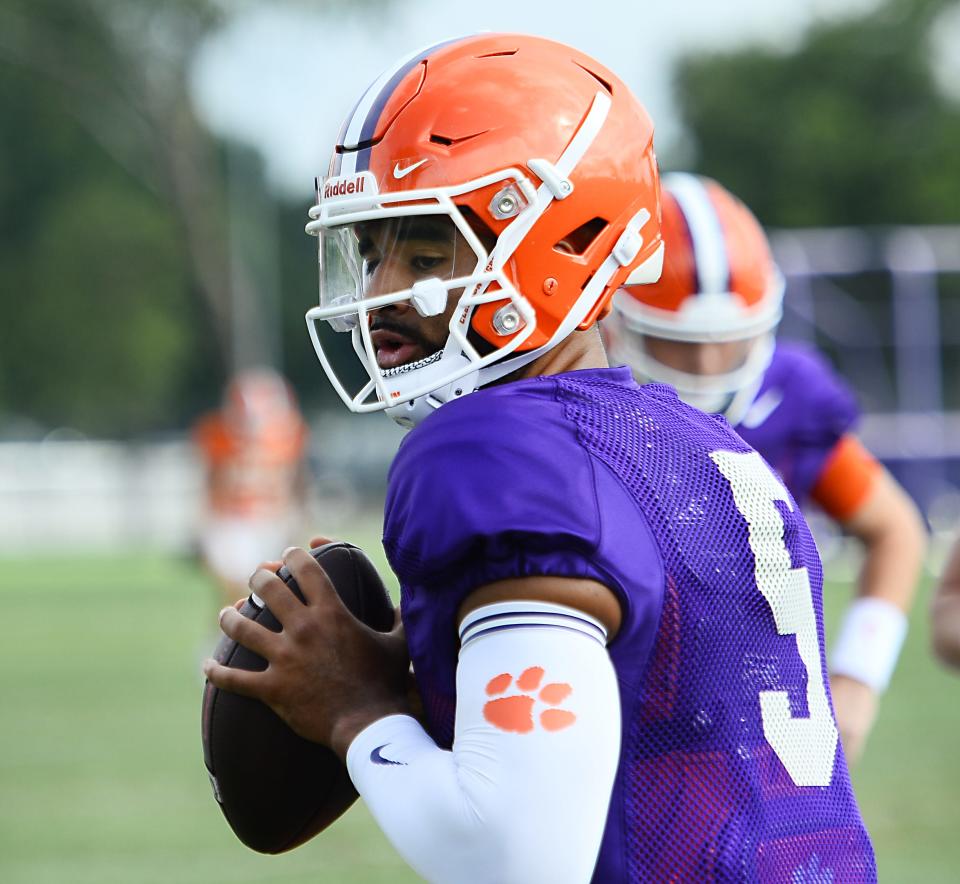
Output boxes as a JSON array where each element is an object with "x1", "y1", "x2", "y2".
[
  {"x1": 606, "y1": 172, "x2": 927, "y2": 764},
  {"x1": 193, "y1": 367, "x2": 309, "y2": 607},
  {"x1": 931, "y1": 534, "x2": 960, "y2": 669}
]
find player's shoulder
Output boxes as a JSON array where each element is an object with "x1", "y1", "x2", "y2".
[
  {"x1": 755, "y1": 340, "x2": 859, "y2": 437},
  {"x1": 390, "y1": 372, "x2": 592, "y2": 509},
  {"x1": 384, "y1": 370, "x2": 619, "y2": 584},
  {"x1": 417, "y1": 374, "x2": 565, "y2": 438},
  {"x1": 193, "y1": 412, "x2": 234, "y2": 460},
  {"x1": 764, "y1": 340, "x2": 853, "y2": 406},
  {"x1": 768, "y1": 340, "x2": 841, "y2": 383}
]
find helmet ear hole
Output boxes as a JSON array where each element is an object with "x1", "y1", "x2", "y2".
[{"x1": 553, "y1": 217, "x2": 608, "y2": 256}]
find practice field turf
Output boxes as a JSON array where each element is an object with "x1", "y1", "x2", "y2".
[{"x1": 1, "y1": 540, "x2": 957, "y2": 883}]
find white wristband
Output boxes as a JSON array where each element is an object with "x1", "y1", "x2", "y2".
[{"x1": 829, "y1": 597, "x2": 908, "y2": 692}]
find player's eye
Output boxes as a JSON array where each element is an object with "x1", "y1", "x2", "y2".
[{"x1": 411, "y1": 253, "x2": 445, "y2": 274}]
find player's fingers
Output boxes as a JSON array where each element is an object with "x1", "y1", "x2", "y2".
[
  {"x1": 257, "y1": 559, "x2": 283, "y2": 573},
  {"x1": 309, "y1": 535, "x2": 335, "y2": 549},
  {"x1": 250, "y1": 568, "x2": 306, "y2": 623},
  {"x1": 233, "y1": 597, "x2": 246, "y2": 611},
  {"x1": 218, "y1": 606, "x2": 280, "y2": 660},
  {"x1": 202, "y1": 659, "x2": 269, "y2": 700},
  {"x1": 282, "y1": 546, "x2": 342, "y2": 608}
]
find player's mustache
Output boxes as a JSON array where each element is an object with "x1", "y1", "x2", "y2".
[{"x1": 368, "y1": 317, "x2": 438, "y2": 353}]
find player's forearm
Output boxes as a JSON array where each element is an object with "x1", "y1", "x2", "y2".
[
  {"x1": 830, "y1": 490, "x2": 925, "y2": 692},
  {"x1": 346, "y1": 604, "x2": 620, "y2": 884},
  {"x1": 850, "y1": 487, "x2": 926, "y2": 613}
]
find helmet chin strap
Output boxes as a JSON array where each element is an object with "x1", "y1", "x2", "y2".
[
  {"x1": 383, "y1": 339, "x2": 544, "y2": 428},
  {"x1": 384, "y1": 353, "x2": 481, "y2": 428}
]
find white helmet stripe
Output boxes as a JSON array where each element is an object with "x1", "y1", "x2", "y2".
[
  {"x1": 338, "y1": 49, "x2": 419, "y2": 176},
  {"x1": 663, "y1": 172, "x2": 730, "y2": 296}
]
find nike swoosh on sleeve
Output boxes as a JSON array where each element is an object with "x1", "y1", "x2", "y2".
[{"x1": 370, "y1": 744, "x2": 408, "y2": 766}]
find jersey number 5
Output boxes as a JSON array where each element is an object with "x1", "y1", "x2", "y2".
[{"x1": 710, "y1": 450, "x2": 839, "y2": 787}]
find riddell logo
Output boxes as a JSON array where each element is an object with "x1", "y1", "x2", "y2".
[
  {"x1": 322, "y1": 172, "x2": 376, "y2": 201},
  {"x1": 324, "y1": 177, "x2": 364, "y2": 199}
]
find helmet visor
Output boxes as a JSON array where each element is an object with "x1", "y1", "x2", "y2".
[
  {"x1": 318, "y1": 214, "x2": 478, "y2": 330},
  {"x1": 305, "y1": 169, "x2": 539, "y2": 417},
  {"x1": 309, "y1": 212, "x2": 510, "y2": 412}
]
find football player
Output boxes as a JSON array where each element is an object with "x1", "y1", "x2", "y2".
[
  {"x1": 193, "y1": 367, "x2": 309, "y2": 607},
  {"x1": 931, "y1": 535, "x2": 960, "y2": 668},
  {"x1": 606, "y1": 173, "x2": 927, "y2": 764},
  {"x1": 204, "y1": 35, "x2": 877, "y2": 882}
]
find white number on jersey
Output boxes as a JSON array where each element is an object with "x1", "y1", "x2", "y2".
[{"x1": 710, "y1": 450, "x2": 838, "y2": 787}]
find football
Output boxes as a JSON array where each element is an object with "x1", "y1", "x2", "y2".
[{"x1": 200, "y1": 541, "x2": 396, "y2": 854}]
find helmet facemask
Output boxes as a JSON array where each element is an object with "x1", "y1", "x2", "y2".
[{"x1": 305, "y1": 169, "x2": 542, "y2": 427}]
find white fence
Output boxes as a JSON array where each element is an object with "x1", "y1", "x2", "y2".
[
  {"x1": 0, "y1": 439, "x2": 203, "y2": 553},
  {"x1": 0, "y1": 414, "x2": 405, "y2": 554}
]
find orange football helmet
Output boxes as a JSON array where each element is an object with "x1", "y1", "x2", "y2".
[
  {"x1": 305, "y1": 33, "x2": 663, "y2": 426},
  {"x1": 608, "y1": 173, "x2": 784, "y2": 414}
]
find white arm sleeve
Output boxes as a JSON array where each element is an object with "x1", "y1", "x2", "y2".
[{"x1": 346, "y1": 601, "x2": 621, "y2": 884}]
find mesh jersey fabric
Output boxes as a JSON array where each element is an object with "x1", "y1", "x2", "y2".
[
  {"x1": 383, "y1": 365, "x2": 875, "y2": 883},
  {"x1": 733, "y1": 342, "x2": 860, "y2": 505}
]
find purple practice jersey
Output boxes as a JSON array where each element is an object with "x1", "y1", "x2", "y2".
[
  {"x1": 383, "y1": 366, "x2": 875, "y2": 882},
  {"x1": 733, "y1": 342, "x2": 859, "y2": 506}
]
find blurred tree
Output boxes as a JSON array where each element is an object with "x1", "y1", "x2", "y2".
[
  {"x1": 673, "y1": 0, "x2": 960, "y2": 226},
  {"x1": 0, "y1": 0, "x2": 250, "y2": 435}
]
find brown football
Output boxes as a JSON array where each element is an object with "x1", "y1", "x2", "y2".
[{"x1": 200, "y1": 541, "x2": 395, "y2": 854}]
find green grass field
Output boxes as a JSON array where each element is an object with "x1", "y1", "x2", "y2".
[{"x1": 1, "y1": 540, "x2": 957, "y2": 883}]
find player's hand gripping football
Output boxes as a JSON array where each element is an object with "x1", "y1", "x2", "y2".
[
  {"x1": 829, "y1": 674, "x2": 878, "y2": 766},
  {"x1": 203, "y1": 546, "x2": 412, "y2": 762}
]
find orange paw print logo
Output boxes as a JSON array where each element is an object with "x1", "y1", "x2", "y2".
[{"x1": 483, "y1": 667, "x2": 576, "y2": 733}]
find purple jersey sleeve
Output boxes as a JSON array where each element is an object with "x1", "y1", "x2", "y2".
[
  {"x1": 385, "y1": 384, "x2": 602, "y2": 594},
  {"x1": 737, "y1": 342, "x2": 860, "y2": 504},
  {"x1": 383, "y1": 371, "x2": 665, "y2": 747}
]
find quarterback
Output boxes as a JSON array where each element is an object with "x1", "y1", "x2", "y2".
[
  {"x1": 607, "y1": 173, "x2": 926, "y2": 763},
  {"x1": 204, "y1": 35, "x2": 877, "y2": 882}
]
